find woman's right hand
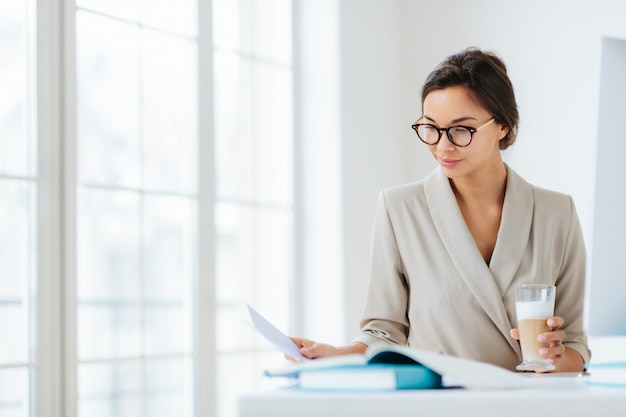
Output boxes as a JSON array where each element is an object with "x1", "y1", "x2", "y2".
[
  {"x1": 285, "y1": 337, "x2": 339, "y2": 362},
  {"x1": 285, "y1": 338, "x2": 368, "y2": 362}
]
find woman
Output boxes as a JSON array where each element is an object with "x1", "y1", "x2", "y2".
[{"x1": 291, "y1": 48, "x2": 590, "y2": 372}]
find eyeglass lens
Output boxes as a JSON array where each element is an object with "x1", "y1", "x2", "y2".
[{"x1": 416, "y1": 125, "x2": 473, "y2": 146}]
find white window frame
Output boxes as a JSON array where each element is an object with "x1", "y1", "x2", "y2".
[
  {"x1": 195, "y1": 1, "x2": 216, "y2": 416},
  {"x1": 36, "y1": 0, "x2": 63, "y2": 415}
]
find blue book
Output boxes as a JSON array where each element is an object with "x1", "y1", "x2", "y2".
[{"x1": 295, "y1": 363, "x2": 441, "y2": 391}]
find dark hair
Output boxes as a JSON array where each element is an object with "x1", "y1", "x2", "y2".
[{"x1": 421, "y1": 47, "x2": 519, "y2": 149}]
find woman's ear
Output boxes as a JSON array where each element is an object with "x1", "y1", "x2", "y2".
[{"x1": 498, "y1": 125, "x2": 510, "y2": 141}]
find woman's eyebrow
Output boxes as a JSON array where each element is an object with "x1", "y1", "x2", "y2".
[
  {"x1": 423, "y1": 115, "x2": 478, "y2": 124},
  {"x1": 451, "y1": 116, "x2": 478, "y2": 124}
]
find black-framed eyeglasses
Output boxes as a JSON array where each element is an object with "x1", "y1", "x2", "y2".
[{"x1": 411, "y1": 117, "x2": 496, "y2": 147}]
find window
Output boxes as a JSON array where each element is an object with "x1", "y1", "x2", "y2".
[
  {"x1": 212, "y1": 1, "x2": 294, "y2": 416},
  {"x1": 0, "y1": 1, "x2": 294, "y2": 416},
  {"x1": 0, "y1": 1, "x2": 37, "y2": 415},
  {"x1": 73, "y1": 2, "x2": 198, "y2": 416}
]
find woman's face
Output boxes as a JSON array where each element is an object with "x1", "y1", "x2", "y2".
[{"x1": 422, "y1": 85, "x2": 508, "y2": 180}]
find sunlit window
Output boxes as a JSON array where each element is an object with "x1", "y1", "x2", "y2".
[
  {"x1": 74, "y1": 1, "x2": 197, "y2": 416},
  {"x1": 213, "y1": 1, "x2": 294, "y2": 416},
  {"x1": 0, "y1": 1, "x2": 294, "y2": 416},
  {"x1": 0, "y1": 0, "x2": 36, "y2": 415}
]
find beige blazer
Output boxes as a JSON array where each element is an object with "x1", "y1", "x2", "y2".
[{"x1": 352, "y1": 165, "x2": 590, "y2": 371}]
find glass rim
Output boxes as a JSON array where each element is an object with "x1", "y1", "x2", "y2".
[{"x1": 515, "y1": 283, "x2": 556, "y2": 289}]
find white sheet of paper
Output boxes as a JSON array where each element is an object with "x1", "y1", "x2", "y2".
[
  {"x1": 247, "y1": 304, "x2": 310, "y2": 362},
  {"x1": 404, "y1": 347, "x2": 536, "y2": 390}
]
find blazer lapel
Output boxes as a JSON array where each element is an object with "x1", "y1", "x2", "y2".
[
  {"x1": 489, "y1": 167, "x2": 533, "y2": 295},
  {"x1": 424, "y1": 167, "x2": 523, "y2": 355}
]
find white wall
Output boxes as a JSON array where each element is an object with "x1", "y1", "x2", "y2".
[
  {"x1": 338, "y1": 0, "x2": 431, "y2": 341},
  {"x1": 333, "y1": 0, "x2": 626, "y2": 342},
  {"x1": 296, "y1": 0, "x2": 345, "y2": 343}
]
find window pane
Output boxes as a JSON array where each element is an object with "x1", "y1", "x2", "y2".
[
  {"x1": 78, "y1": 358, "x2": 193, "y2": 417},
  {"x1": 213, "y1": 0, "x2": 292, "y2": 65},
  {"x1": 76, "y1": 192, "x2": 195, "y2": 359},
  {"x1": 76, "y1": 9, "x2": 198, "y2": 193},
  {"x1": 143, "y1": 195, "x2": 195, "y2": 300},
  {"x1": 143, "y1": 195, "x2": 194, "y2": 355},
  {"x1": 0, "y1": 368, "x2": 31, "y2": 417},
  {"x1": 0, "y1": 1, "x2": 35, "y2": 178},
  {"x1": 76, "y1": 11, "x2": 140, "y2": 188},
  {"x1": 75, "y1": 3, "x2": 198, "y2": 416},
  {"x1": 0, "y1": 305, "x2": 27, "y2": 364},
  {"x1": 0, "y1": 2, "x2": 35, "y2": 417},
  {"x1": 211, "y1": 0, "x2": 239, "y2": 52},
  {"x1": 137, "y1": 0, "x2": 197, "y2": 37},
  {"x1": 0, "y1": 181, "x2": 35, "y2": 300},
  {"x1": 78, "y1": 361, "x2": 142, "y2": 417},
  {"x1": 215, "y1": 202, "x2": 292, "y2": 352},
  {"x1": 214, "y1": 51, "x2": 293, "y2": 205},
  {"x1": 213, "y1": 1, "x2": 293, "y2": 416},
  {"x1": 144, "y1": 357, "x2": 194, "y2": 417},
  {"x1": 248, "y1": 0, "x2": 292, "y2": 64},
  {"x1": 213, "y1": 51, "x2": 247, "y2": 200},
  {"x1": 76, "y1": 0, "x2": 196, "y2": 38},
  {"x1": 78, "y1": 303, "x2": 141, "y2": 360},
  {"x1": 77, "y1": 189, "x2": 141, "y2": 360},
  {"x1": 252, "y1": 64, "x2": 293, "y2": 204},
  {"x1": 76, "y1": 0, "x2": 139, "y2": 22},
  {"x1": 0, "y1": 181, "x2": 35, "y2": 365},
  {"x1": 77, "y1": 189, "x2": 140, "y2": 301},
  {"x1": 141, "y1": 30, "x2": 197, "y2": 194}
]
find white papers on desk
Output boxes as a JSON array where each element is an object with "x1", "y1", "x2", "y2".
[
  {"x1": 395, "y1": 347, "x2": 537, "y2": 390},
  {"x1": 587, "y1": 362, "x2": 626, "y2": 388}
]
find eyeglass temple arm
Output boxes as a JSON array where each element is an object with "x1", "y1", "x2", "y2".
[{"x1": 412, "y1": 116, "x2": 424, "y2": 125}]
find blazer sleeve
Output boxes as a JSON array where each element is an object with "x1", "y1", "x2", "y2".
[{"x1": 351, "y1": 189, "x2": 410, "y2": 347}]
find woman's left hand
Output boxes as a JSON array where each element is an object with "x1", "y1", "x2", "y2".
[{"x1": 510, "y1": 316, "x2": 566, "y2": 372}]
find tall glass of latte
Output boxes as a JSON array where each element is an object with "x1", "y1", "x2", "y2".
[{"x1": 515, "y1": 284, "x2": 556, "y2": 371}]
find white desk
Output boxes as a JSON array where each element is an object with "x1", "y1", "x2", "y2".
[{"x1": 238, "y1": 371, "x2": 626, "y2": 417}]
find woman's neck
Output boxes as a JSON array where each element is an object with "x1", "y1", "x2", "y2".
[{"x1": 450, "y1": 162, "x2": 507, "y2": 208}]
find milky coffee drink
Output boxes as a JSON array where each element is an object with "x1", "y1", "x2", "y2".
[{"x1": 515, "y1": 285, "x2": 556, "y2": 371}]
